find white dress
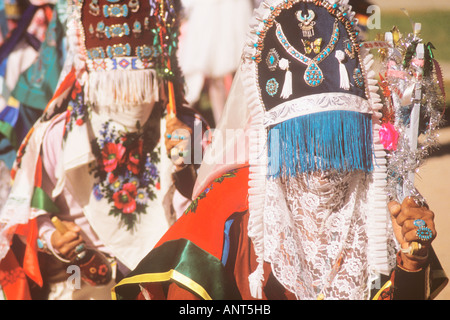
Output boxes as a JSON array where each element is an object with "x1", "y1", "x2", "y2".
[
  {"x1": 178, "y1": 0, "x2": 253, "y2": 78},
  {"x1": 178, "y1": 0, "x2": 254, "y2": 122}
]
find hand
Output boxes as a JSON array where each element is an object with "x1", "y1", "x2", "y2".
[
  {"x1": 165, "y1": 114, "x2": 192, "y2": 171},
  {"x1": 50, "y1": 220, "x2": 84, "y2": 262},
  {"x1": 389, "y1": 197, "x2": 436, "y2": 270}
]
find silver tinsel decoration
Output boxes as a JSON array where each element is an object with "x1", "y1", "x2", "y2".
[{"x1": 376, "y1": 26, "x2": 446, "y2": 203}]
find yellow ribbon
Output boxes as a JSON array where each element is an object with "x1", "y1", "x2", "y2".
[{"x1": 112, "y1": 269, "x2": 212, "y2": 300}]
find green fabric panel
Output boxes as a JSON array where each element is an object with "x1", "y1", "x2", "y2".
[
  {"x1": 115, "y1": 239, "x2": 241, "y2": 300},
  {"x1": 31, "y1": 186, "x2": 60, "y2": 213},
  {"x1": 0, "y1": 120, "x2": 18, "y2": 149}
]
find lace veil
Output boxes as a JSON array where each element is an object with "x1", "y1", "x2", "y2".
[{"x1": 194, "y1": 0, "x2": 398, "y2": 299}]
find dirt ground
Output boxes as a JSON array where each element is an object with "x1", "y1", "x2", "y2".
[
  {"x1": 368, "y1": 0, "x2": 450, "y2": 299},
  {"x1": 415, "y1": 126, "x2": 450, "y2": 300}
]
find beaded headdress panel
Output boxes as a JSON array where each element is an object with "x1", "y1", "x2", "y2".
[
  {"x1": 244, "y1": 0, "x2": 377, "y2": 178},
  {"x1": 68, "y1": 0, "x2": 181, "y2": 108},
  {"x1": 256, "y1": 1, "x2": 368, "y2": 110},
  {"x1": 80, "y1": 0, "x2": 159, "y2": 72},
  {"x1": 77, "y1": 0, "x2": 180, "y2": 73}
]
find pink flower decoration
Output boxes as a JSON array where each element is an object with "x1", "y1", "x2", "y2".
[{"x1": 379, "y1": 123, "x2": 399, "y2": 151}]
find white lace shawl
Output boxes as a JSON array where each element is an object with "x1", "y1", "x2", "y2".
[{"x1": 263, "y1": 171, "x2": 398, "y2": 300}]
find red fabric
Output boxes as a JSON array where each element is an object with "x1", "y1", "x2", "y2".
[
  {"x1": 14, "y1": 219, "x2": 42, "y2": 287},
  {"x1": 166, "y1": 282, "x2": 201, "y2": 300},
  {"x1": 34, "y1": 155, "x2": 42, "y2": 188},
  {"x1": 138, "y1": 166, "x2": 299, "y2": 300},
  {"x1": 0, "y1": 67, "x2": 77, "y2": 299},
  {"x1": 0, "y1": 250, "x2": 32, "y2": 300},
  {"x1": 162, "y1": 209, "x2": 297, "y2": 300},
  {"x1": 161, "y1": 176, "x2": 296, "y2": 300},
  {"x1": 154, "y1": 167, "x2": 250, "y2": 260},
  {"x1": 44, "y1": 67, "x2": 76, "y2": 113},
  {"x1": 43, "y1": 6, "x2": 53, "y2": 24}
]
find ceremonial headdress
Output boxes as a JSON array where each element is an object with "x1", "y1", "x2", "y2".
[
  {"x1": 194, "y1": 0, "x2": 393, "y2": 299},
  {"x1": 62, "y1": 0, "x2": 183, "y2": 114}
]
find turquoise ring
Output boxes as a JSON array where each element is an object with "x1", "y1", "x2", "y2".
[
  {"x1": 416, "y1": 226, "x2": 433, "y2": 242},
  {"x1": 75, "y1": 243, "x2": 85, "y2": 254},
  {"x1": 413, "y1": 219, "x2": 426, "y2": 228}
]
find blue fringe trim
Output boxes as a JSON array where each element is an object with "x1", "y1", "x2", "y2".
[{"x1": 268, "y1": 111, "x2": 374, "y2": 178}]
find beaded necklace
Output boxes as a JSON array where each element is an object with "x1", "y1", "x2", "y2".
[{"x1": 275, "y1": 19, "x2": 339, "y2": 87}]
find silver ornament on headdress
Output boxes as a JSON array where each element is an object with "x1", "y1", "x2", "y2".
[{"x1": 296, "y1": 9, "x2": 316, "y2": 38}]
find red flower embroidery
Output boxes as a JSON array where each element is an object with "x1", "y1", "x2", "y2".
[
  {"x1": 112, "y1": 183, "x2": 137, "y2": 214},
  {"x1": 101, "y1": 142, "x2": 126, "y2": 172},
  {"x1": 108, "y1": 172, "x2": 118, "y2": 183},
  {"x1": 127, "y1": 140, "x2": 143, "y2": 174},
  {"x1": 92, "y1": 120, "x2": 161, "y2": 230}
]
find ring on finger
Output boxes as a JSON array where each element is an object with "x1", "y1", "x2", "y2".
[
  {"x1": 413, "y1": 219, "x2": 426, "y2": 228},
  {"x1": 167, "y1": 135, "x2": 186, "y2": 141},
  {"x1": 75, "y1": 251, "x2": 86, "y2": 261},
  {"x1": 416, "y1": 226, "x2": 433, "y2": 242},
  {"x1": 411, "y1": 196, "x2": 427, "y2": 207},
  {"x1": 75, "y1": 243, "x2": 85, "y2": 254},
  {"x1": 401, "y1": 241, "x2": 422, "y2": 255}
]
